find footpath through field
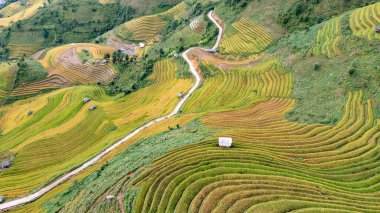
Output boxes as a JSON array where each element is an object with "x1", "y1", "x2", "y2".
[{"x1": 0, "y1": 10, "x2": 223, "y2": 211}]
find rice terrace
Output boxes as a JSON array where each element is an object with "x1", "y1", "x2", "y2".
[{"x1": 0, "y1": 0, "x2": 380, "y2": 212}]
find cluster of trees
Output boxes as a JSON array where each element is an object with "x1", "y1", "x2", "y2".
[
  {"x1": 105, "y1": 50, "x2": 136, "y2": 66},
  {"x1": 14, "y1": 56, "x2": 48, "y2": 86}
]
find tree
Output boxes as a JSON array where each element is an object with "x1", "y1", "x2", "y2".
[
  {"x1": 42, "y1": 29, "x2": 49, "y2": 39},
  {"x1": 104, "y1": 53, "x2": 110, "y2": 60},
  {"x1": 159, "y1": 48, "x2": 164, "y2": 56}
]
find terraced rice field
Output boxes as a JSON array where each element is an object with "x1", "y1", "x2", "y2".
[
  {"x1": 39, "y1": 43, "x2": 117, "y2": 85},
  {"x1": 0, "y1": 59, "x2": 193, "y2": 198},
  {"x1": 98, "y1": 0, "x2": 115, "y2": 4},
  {"x1": 183, "y1": 58, "x2": 292, "y2": 113},
  {"x1": 0, "y1": 2, "x2": 24, "y2": 17},
  {"x1": 349, "y1": 2, "x2": 380, "y2": 40},
  {"x1": 132, "y1": 89, "x2": 380, "y2": 212},
  {"x1": 220, "y1": 18, "x2": 274, "y2": 54},
  {"x1": 313, "y1": 16, "x2": 343, "y2": 58},
  {"x1": 190, "y1": 16, "x2": 206, "y2": 34},
  {"x1": 10, "y1": 75, "x2": 70, "y2": 97},
  {"x1": 0, "y1": 0, "x2": 44, "y2": 27},
  {"x1": 114, "y1": 2, "x2": 187, "y2": 42},
  {"x1": 7, "y1": 31, "x2": 45, "y2": 59}
]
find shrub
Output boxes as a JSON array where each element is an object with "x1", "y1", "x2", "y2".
[
  {"x1": 348, "y1": 67, "x2": 355, "y2": 75},
  {"x1": 313, "y1": 63, "x2": 320, "y2": 71}
]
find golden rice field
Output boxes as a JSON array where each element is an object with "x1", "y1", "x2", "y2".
[
  {"x1": 39, "y1": 43, "x2": 117, "y2": 85},
  {"x1": 0, "y1": 0, "x2": 44, "y2": 27},
  {"x1": 183, "y1": 58, "x2": 293, "y2": 113},
  {"x1": 132, "y1": 89, "x2": 380, "y2": 212},
  {"x1": 313, "y1": 16, "x2": 343, "y2": 58},
  {"x1": 98, "y1": 0, "x2": 115, "y2": 4},
  {"x1": 114, "y1": 2, "x2": 187, "y2": 42},
  {"x1": 7, "y1": 31, "x2": 45, "y2": 59},
  {"x1": 0, "y1": 59, "x2": 193, "y2": 198},
  {"x1": 0, "y1": 1, "x2": 24, "y2": 17},
  {"x1": 349, "y1": 2, "x2": 380, "y2": 40},
  {"x1": 220, "y1": 18, "x2": 274, "y2": 54},
  {"x1": 10, "y1": 74, "x2": 70, "y2": 97}
]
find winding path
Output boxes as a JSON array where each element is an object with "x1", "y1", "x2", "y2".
[
  {"x1": 0, "y1": 10, "x2": 223, "y2": 211},
  {"x1": 208, "y1": 11, "x2": 223, "y2": 51}
]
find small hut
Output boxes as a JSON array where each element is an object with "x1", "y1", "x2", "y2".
[
  {"x1": 376, "y1": 25, "x2": 380, "y2": 34},
  {"x1": 89, "y1": 105, "x2": 96, "y2": 111},
  {"x1": 0, "y1": 195, "x2": 4, "y2": 203},
  {"x1": 173, "y1": 53, "x2": 179, "y2": 59},
  {"x1": 1, "y1": 161, "x2": 11, "y2": 169},
  {"x1": 177, "y1": 92, "x2": 183, "y2": 98},
  {"x1": 207, "y1": 49, "x2": 217, "y2": 53},
  {"x1": 83, "y1": 97, "x2": 91, "y2": 103},
  {"x1": 218, "y1": 137, "x2": 232, "y2": 148},
  {"x1": 139, "y1": 42, "x2": 145, "y2": 48},
  {"x1": 27, "y1": 110, "x2": 33, "y2": 116},
  {"x1": 106, "y1": 195, "x2": 115, "y2": 201}
]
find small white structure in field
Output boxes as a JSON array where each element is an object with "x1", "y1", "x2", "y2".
[
  {"x1": 177, "y1": 92, "x2": 183, "y2": 98},
  {"x1": 0, "y1": 195, "x2": 4, "y2": 203},
  {"x1": 139, "y1": 42, "x2": 145, "y2": 48},
  {"x1": 83, "y1": 97, "x2": 91, "y2": 103},
  {"x1": 376, "y1": 25, "x2": 380, "y2": 33},
  {"x1": 89, "y1": 105, "x2": 96, "y2": 111},
  {"x1": 218, "y1": 137, "x2": 232, "y2": 148},
  {"x1": 106, "y1": 195, "x2": 115, "y2": 201}
]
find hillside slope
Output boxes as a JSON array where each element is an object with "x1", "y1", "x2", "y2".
[{"x1": 1, "y1": 0, "x2": 380, "y2": 212}]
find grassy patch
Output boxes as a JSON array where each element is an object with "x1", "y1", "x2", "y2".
[
  {"x1": 0, "y1": 62, "x2": 17, "y2": 91},
  {"x1": 79, "y1": 49, "x2": 93, "y2": 64},
  {"x1": 270, "y1": 11, "x2": 380, "y2": 125},
  {"x1": 14, "y1": 59, "x2": 48, "y2": 86}
]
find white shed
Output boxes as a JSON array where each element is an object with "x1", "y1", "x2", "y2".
[
  {"x1": 139, "y1": 42, "x2": 145, "y2": 48},
  {"x1": 106, "y1": 195, "x2": 115, "y2": 201},
  {"x1": 218, "y1": 137, "x2": 232, "y2": 148},
  {"x1": 0, "y1": 195, "x2": 3, "y2": 203}
]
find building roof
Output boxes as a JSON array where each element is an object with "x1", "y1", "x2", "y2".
[
  {"x1": 106, "y1": 195, "x2": 115, "y2": 200},
  {"x1": 218, "y1": 137, "x2": 232, "y2": 147},
  {"x1": 89, "y1": 105, "x2": 96, "y2": 110},
  {"x1": 0, "y1": 195, "x2": 3, "y2": 203},
  {"x1": 177, "y1": 92, "x2": 183, "y2": 98},
  {"x1": 83, "y1": 97, "x2": 91, "y2": 103},
  {"x1": 1, "y1": 161, "x2": 10, "y2": 168}
]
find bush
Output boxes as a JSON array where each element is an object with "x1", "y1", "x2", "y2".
[
  {"x1": 348, "y1": 68, "x2": 355, "y2": 75},
  {"x1": 313, "y1": 63, "x2": 320, "y2": 71}
]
